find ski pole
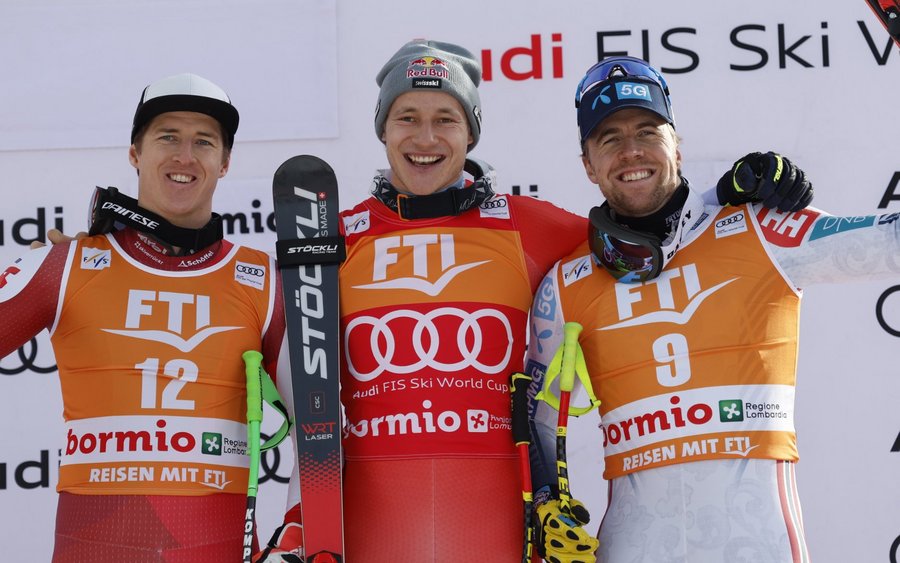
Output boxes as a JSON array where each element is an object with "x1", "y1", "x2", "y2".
[
  {"x1": 535, "y1": 322, "x2": 600, "y2": 517},
  {"x1": 510, "y1": 372, "x2": 536, "y2": 563},
  {"x1": 242, "y1": 350, "x2": 265, "y2": 563},
  {"x1": 554, "y1": 323, "x2": 580, "y2": 515}
]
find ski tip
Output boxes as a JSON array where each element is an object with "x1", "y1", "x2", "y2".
[{"x1": 276, "y1": 154, "x2": 335, "y2": 174}]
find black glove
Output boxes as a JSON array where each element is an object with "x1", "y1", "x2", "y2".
[{"x1": 716, "y1": 151, "x2": 813, "y2": 212}]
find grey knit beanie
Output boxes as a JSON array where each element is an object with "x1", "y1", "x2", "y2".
[{"x1": 374, "y1": 39, "x2": 482, "y2": 152}]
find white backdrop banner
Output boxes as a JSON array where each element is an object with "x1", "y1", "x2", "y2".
[
  {"x1": 1, "y1": 1, "x2": 898, "y2": 561},
  {"x1": 0, "y1": 0, "x2": 338, "y2": 150}
]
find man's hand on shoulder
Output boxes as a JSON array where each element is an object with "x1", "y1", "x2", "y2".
[{"x1": 29, "y1": 229, "x2": 87, "y2": 249}]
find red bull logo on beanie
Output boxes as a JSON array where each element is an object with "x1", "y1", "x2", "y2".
[
  {"x1": 407, "y1": 56, "x2": 450, "y2": 80},
  {"x1": 410, "y1": 56, "x2": 447, "y2": 67}
]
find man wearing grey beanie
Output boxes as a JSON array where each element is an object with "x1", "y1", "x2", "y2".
[
  {"x1": 339, "y1": 39, "x2": 595, "y2": 561},
  {"x1": 262, "y1": 39, "x2": 814, "y2": 562},
  {"x1": 254, "y1": 38, "x2": 594, "y2": 562},
  {"x1": 374, "y1": 39, "x2": 483, "y2": 152}
]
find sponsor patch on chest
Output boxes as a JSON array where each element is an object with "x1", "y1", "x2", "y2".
[
  {"x1": 234, "y1": 261, "x2": 266, "y2": 290},
  {"x1": 479, "y1": 196, "x2": 510, "y2": 220},
  {"x1": 81, "y1": 247, "x2": 112, "y2": 270},
  {"x1": 714, "y1": 211, "x2": 747, "y2": 238}
]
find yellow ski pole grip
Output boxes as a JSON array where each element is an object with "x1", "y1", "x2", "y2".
[{"x1": 558, "y1": 322, "x2": 583, "y2": 394}]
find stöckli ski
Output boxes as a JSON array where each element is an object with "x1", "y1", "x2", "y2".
[{"x1": 273, "y1": 155, "x2": 345, "y2": 562}]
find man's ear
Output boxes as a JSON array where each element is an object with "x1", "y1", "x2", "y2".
[
  {"x1": 128, "y1": 144, "x2": 140, "y2": 169},
  {"x1": 581, "y1": 153, "x2": 599, "y2": 185}
]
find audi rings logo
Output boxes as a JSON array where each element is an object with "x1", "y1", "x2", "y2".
[
  {"x1": 480, "y1": 198, "x2": 508, "y2": 210},
  {"x1": 891, "y1": 533, "x2": 900, "y2": 563},
  {"x1": 258, "y1": 432, "x2": 290, "y2": 485},
  {"x1": 716, "y1": 213, "x2": 744, "y2": 228},
  {"x1": 1, "y1": 337, "x2": 56, "y2": 375},
  {"x1": 235, "y1": 264, "x2": 265, "y2": 277},
  {"x1": 344, "y1": 307, "x2": 514, "y2": 381}
]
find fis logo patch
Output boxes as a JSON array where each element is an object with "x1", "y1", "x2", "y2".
[
  {"x1": 561, "y1": 256, "x2": 592, "y2": 287},
  {"x1": 343, "y1": 210, "x2": 371, "y2": 235},
  {"x1": 81, "y1": 248, "x2": 111, "y2": 270},
  {"x1": 201, "y1": 432, "x2": 222, "y2": 455}
]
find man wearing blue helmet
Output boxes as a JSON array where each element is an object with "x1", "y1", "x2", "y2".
[{"x1": 527, "y1": 57, "x2": 900, "y2": 562}]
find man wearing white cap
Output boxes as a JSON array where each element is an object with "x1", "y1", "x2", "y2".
[{"x1": 0, "y1": 73, "x2": 287, "y2": 561}]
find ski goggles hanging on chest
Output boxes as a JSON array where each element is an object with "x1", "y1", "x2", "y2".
[
  {"x1": 88, "y1": 186, "x2": 223, "y2": 253},
  {"x1": 588, "y1": 189, "x2": 706, "y2": 283}
]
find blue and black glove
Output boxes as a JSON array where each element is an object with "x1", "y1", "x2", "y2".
[{"x1": 716, "y1": 151, "x2": 813, "y2": 212}]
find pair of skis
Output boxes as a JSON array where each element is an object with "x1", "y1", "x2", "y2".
[{"x1": 250, "y1": 156, "x2": 346, "y2": 562}]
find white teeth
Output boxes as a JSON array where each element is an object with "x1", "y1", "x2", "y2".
[
  {"x1": 621, "y1": 170, "x2": 651, "y2": 182},
  {"x1": 408, "y1": 155, "x2": 441, "y2": 165},
  {"x1": 169, "y1": 173, "x2": 193, "y2": 183}
]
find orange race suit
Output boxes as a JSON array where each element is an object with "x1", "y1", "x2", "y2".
[
  {"x1": 0, "y1": 227, "x2": 287, "y2": 562},
  {"x1": 528, "y1": 187, "x2": 900, "y2": 563}
]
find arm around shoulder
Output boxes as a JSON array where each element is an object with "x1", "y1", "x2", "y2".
[{"x1": 0, "y1": 243, "x2": 70, "y2": 357}]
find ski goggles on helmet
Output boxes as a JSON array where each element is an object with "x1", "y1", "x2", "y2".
[{"x1": 575, "y1": 56, "x2": 675, "y2": 143}]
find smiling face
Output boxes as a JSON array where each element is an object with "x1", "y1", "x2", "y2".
[
  {"x1": 581, "y1": 107, "x2": 682, "y2": 217},
  {"x1": 129, "y1": 111, "x2": 230, "y2": 228},
  {"x1": 382, "y1": 90, "x2": 473, "y2": 196}
]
